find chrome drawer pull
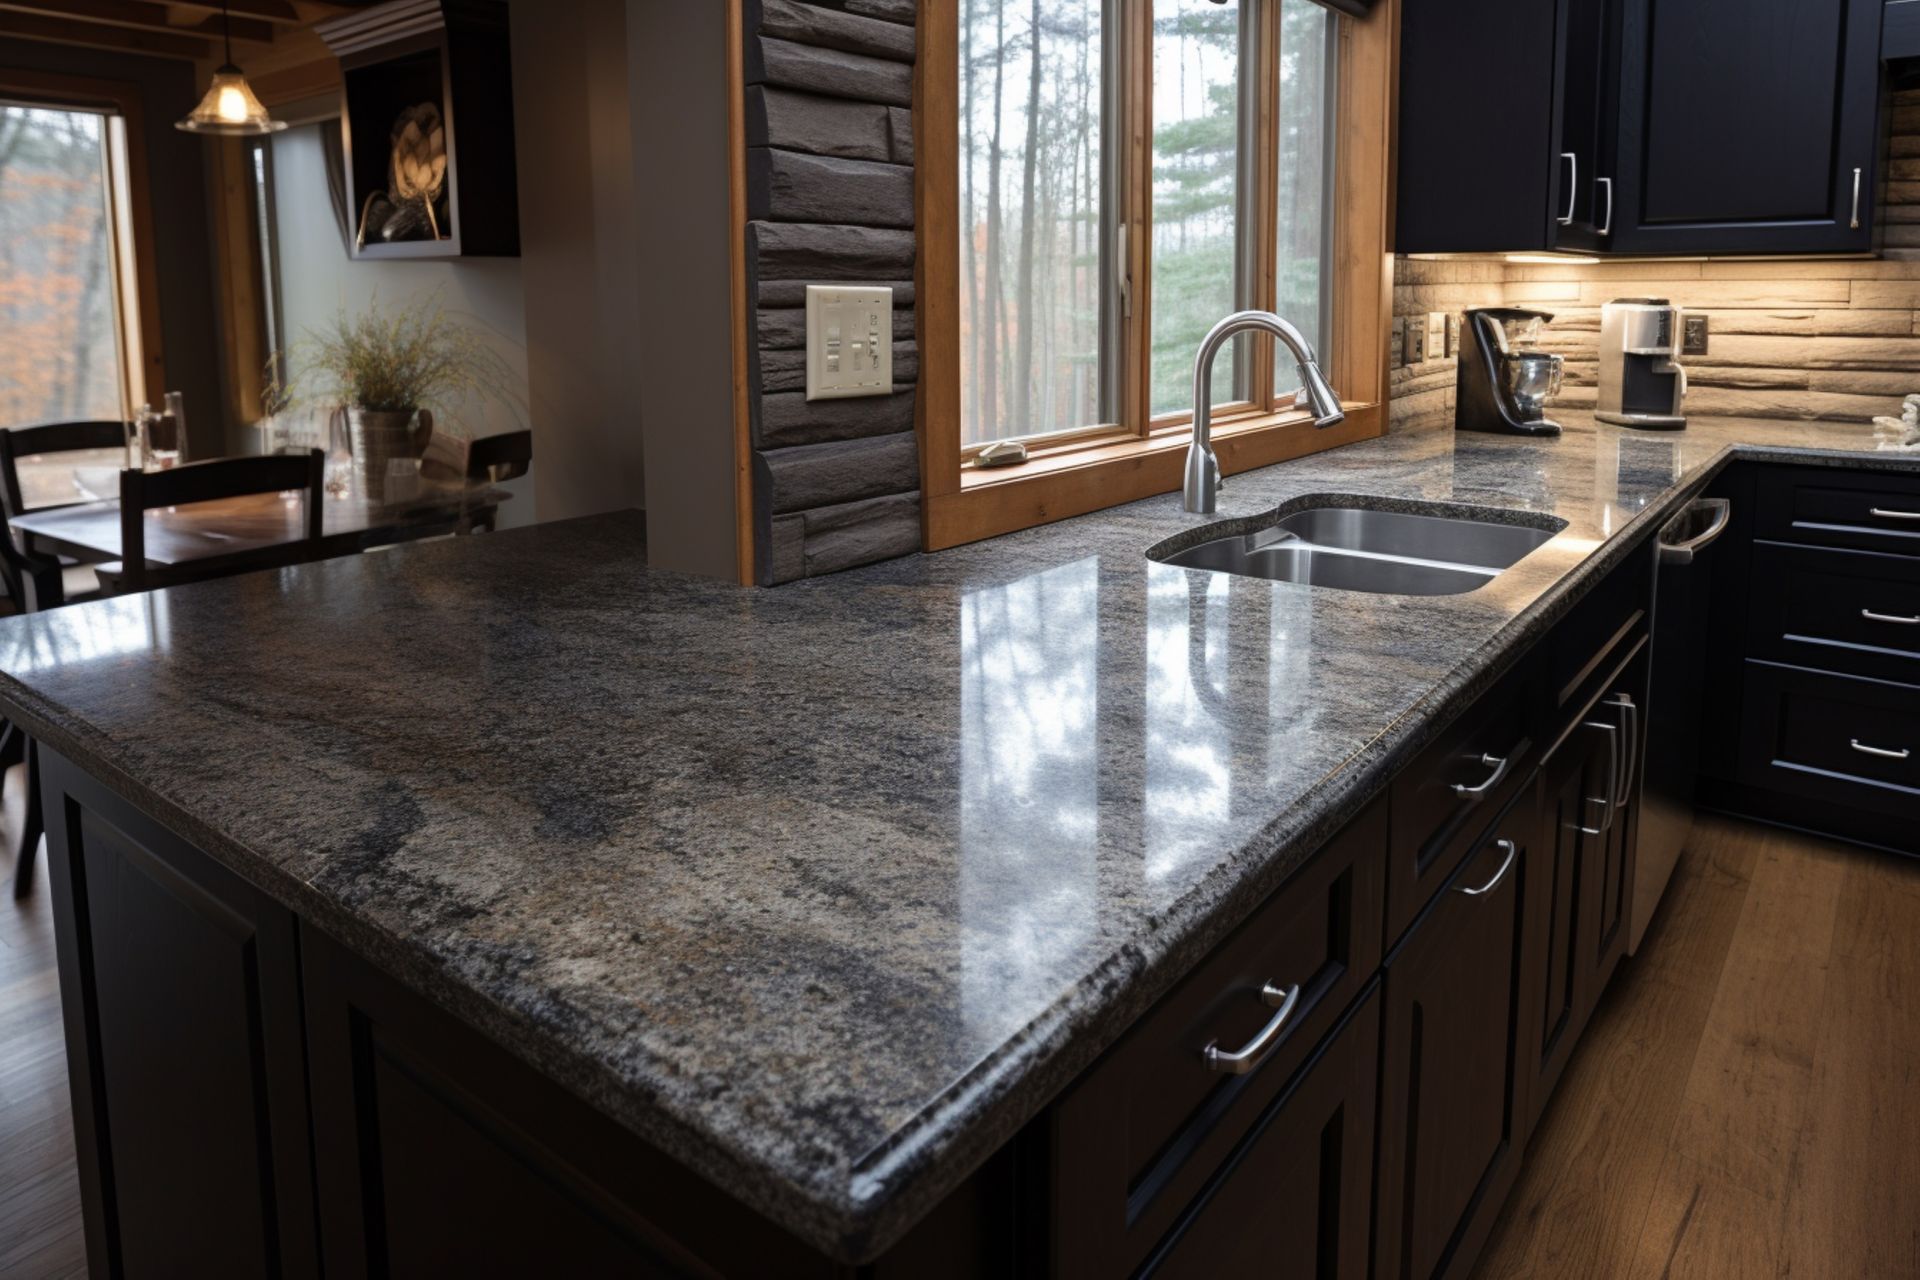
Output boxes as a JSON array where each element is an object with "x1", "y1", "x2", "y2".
[
  {"x1": 1451, "y1": 753, "x2": 1513, "y2": 802},
  {"x1": 1577, "y1": 720, "x2": 1620, "y2": 835},
  {"x1": 1457, "y1": 839, "x2": 1519, "y2": 897},
  {"x1": 1851, "y1": 739, "x2": 1912, "y2": 761},
  {"x1": 1202, "y1": 982, "x2": 1302, "y2": 1076},
  {"x1": 1559, "y1": 152, "x2": 1578, "y2": 225},
  {"x1": 1870, "y1": 508, "x2": 1920, "y2": 521},
  {"x1": 1862, "y1": 609, "x2": 1920, "y2": 626}
]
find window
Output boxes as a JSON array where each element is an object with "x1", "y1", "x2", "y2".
[
  {"x1": 954, "y1": 0, "x2": 1338, "y2": 451},
  {"x1": 0, "y1": 102, "x2": 143, "y2": 431}
]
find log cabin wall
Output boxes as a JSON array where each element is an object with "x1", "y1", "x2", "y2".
[
  {"x1": 1393, "y1": 88, "x2": 1920, "y2": 429},
  {"x1": 741, "y1": 0, "x2": 923, "y2": 585}
]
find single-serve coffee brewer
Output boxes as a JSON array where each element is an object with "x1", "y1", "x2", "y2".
[
  {"x1": 1457, "y1": 307, "x2": 1564, "y2": 436},
  {"x1": 1596, "y1": 298, "x2": 1688, "y2": 430}
]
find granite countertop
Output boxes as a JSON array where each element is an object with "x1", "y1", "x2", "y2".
[{"x1": 0, "y1": 412, "x2": 1914, "y2": 1261}]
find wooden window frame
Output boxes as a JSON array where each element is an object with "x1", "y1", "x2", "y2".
[
  {"x1": 915, "y1": 0, "x2": 1398, "y2": 551},
  {"x1": 0, "y1": 70, "x2": 167, "y2": 426}
]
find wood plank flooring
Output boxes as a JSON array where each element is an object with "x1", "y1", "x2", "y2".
[
  {"x1": 0, "y1": 762, "x2": 84, "y2": 1279},
  {"x1": 1477, "y1": 815, "x2": 1920, "y2": 1280}
]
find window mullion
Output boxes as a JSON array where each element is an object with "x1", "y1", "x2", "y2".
[{"x1": 1125, "y1": 0, "x2": 1154, "y2": 438}]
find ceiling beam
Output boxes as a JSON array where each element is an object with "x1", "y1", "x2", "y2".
[
  {"x1": 0, "y1": 10, "x2": 210, "y2": 58},
  {"x1": 161, "y1": 0, "x2": 305, "y2": 22},
  {"x1": 0, "y1": 2, "x2": 274, "y2": 45}
]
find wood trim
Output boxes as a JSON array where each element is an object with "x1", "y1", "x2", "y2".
[
  {"x1": 915, "y1": 0, "x2": 961, "y2": 523},
  {"x1": 0, "y1": 69, "x2": 166, "y2": 420},
  {"x1": 927, "y1": 401, "x2": 1381, "y2": 549},
  {"x1": 917, "y1": 0, "x2": 1397, "y2": 551},
  {"x1": 209, "y1": 136, "x2": 268, "y2": 436},
  {"x1": 727, "y1": 0, "x2": 754, "y2": 585}
]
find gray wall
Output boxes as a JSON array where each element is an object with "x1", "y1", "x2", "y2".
[
  {"x1": 624, "y1": 0, "x2": 742, "y2": 580},
  {"x1": 269, "y1": 123, "x2": 534, "y2": 526},
  {"x1": 510, "y1": 0, "x2": 647, "y2": 528},
  {"x1": 0, "y1": 39, "x2": 224, "y2": 456}
]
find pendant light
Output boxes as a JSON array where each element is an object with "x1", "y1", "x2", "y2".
[{"x1": 176, "y1": 1, "x2": 286, "y2": 135}]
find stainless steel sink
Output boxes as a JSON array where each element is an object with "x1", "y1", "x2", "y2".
[{"x1": 1154, "y1": 505, "x2": 1562, "y2": 596}]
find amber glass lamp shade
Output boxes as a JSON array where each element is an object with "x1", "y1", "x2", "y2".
[{"x1": 177, "y1": 66, "x2": 287, "y2": 136}]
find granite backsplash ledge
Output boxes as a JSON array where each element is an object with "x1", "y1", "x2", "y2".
[{"x1": 0, "y1": 413, "x2": 1913, "y2": 1262}]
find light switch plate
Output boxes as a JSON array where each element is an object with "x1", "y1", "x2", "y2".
[
  {"x1": 806, "y1": 285, "x2": 893, "y2": 401},
  {"x1": 1426, "y1": 312, "x2": 1448, "y2": 361},
  {"x1": 1682, "y1": 314, "x2": 1710, "y2": 357},
  {"x1": 1390, "y1": 318, "x2": 1405, "y2": 368},
  {"x1": 1405, "y1": 318, "x2": 1428, "y2": 365},
  {"x1": 1445, "y1": 313, "x2": 1460, "y2": 358}
]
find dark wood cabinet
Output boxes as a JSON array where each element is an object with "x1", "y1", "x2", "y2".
[
  {"x1": 1375, "y1": 801, "x2": 1534, "y2": 1280},
  {"x1": 1398, "y1": 0, "x2": 1886, "y2": 256},
  {"x1": 39, "y1": 753, "x2": 320, "y2": 1279},
  {"x1": 1133, "y1": 991, "x2": 1382, "y2": 1280},
  {"x1": 1610, "y1": 0, "x2": 1884, "y2": 254}
]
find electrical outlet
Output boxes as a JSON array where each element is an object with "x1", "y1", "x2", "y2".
[
  {"x1": 1445, "y1": 313, "x2": 1460, "y2": 358},
  {"x1": 1682, "y1": 314, "x2": 1710, "y2": 357},
  {"x1": 1405, "y1": 317, "x2": 1428, "y2": 365},
  {"x1": 1426, "y1": 312, "x2": 1448, "y2": 361},
  {"x1": 806, "y1": 285, "x2": 893, "y2": 401}
]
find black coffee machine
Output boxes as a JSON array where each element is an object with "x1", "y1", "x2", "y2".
[{"x1": 1457, "y1": 307, "x2": 1565, "y2": 436}]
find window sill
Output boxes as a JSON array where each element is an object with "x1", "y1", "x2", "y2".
[{"x1": 926, "y1": 401, "x2": 1384, "y2": 551}]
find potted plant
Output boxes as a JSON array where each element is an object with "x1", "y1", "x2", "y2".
[{"x1": 282, "y1": 294, "x2": 520, "y2": 500}]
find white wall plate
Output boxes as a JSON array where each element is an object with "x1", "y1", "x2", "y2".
[{"x1": 805, "y1": 285, "x2": 893, "y2": 401}]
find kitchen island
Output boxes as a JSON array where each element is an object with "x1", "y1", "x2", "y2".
[{"x1": 2, "y1": 413, "x2": 1914, "y2": 1274}]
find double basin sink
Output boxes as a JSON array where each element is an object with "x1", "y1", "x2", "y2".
[{"x1": 1152, "y1": 503, "x2": 1566, "y2": 596}]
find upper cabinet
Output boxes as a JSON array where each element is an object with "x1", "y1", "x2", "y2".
[{"x1": 1396, "y1": 0, "x2": 1885, "y2": 257}]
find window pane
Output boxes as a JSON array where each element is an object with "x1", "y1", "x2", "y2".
[
  {"x1": 1150, "y1": 0, "x2": 1241, "y2": 418},
  {"x1": 0, "y1": 106, "x2": 126, "y2": 429},
  {"x1": 1275, "y1": 0, "x2": 1335, "y2": 395},
  {"x1": 960, "y1": 0, "x2": 1107, "y2": 447}
]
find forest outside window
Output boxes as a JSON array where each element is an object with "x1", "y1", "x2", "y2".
[{"x1": 956, "y1": 0, "x2": 1338, "y2": 453}]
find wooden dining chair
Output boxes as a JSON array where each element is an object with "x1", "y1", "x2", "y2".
[
  {"x1": 0, "y1": 420, "x2": 129, "y2": 612},
  {"x1": 105, "y1": 449, "x2": 326, "y2": 595}
]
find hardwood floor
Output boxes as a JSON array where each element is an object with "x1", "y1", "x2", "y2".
[
  {"x1": 1477, "y1": 814, "x2": 1920, "y2": 1280},
  {"x1": 0, "y1": 763, "x2": 84, "y2": 1279}
]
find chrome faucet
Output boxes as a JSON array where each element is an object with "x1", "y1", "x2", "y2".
[{"x1": 1184, "y1": 310, "x2": 1345, "y2": 514}]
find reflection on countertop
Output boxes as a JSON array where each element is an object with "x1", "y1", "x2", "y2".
[{"x1": 0, "y1": 411, "x2": 1911, "y2": 1261}]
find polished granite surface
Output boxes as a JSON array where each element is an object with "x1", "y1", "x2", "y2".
[{"x1": 0, "y1": 412, "x2": 1913, "y2": 1260}]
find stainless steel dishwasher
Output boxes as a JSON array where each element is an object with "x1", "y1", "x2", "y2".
[{"x1": 1633, "y1": 495, "x2": 1732, "y2": 954}]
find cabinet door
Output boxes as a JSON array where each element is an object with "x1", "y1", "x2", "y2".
[
  {"x1": 1610, "y1": 0, "x2": 1882, "y2": 254},
  {"x1": 1136, "y1": 991, "x2": 1381, "y2": 1279},
  {"x1": 1375, "y1": 804, "x2": 1532, "y2": 1280},
  {"x1": 38, "y1": 749, "x2": 320, "y2": 1278},
  {"x1": 1523, "y1": 729, "x2": 1606, "y2": 1132},
  {"x1": 1549, "y1": 0, "x2": 1619, "y2": 250}
]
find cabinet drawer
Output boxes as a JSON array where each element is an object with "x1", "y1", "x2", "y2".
[
  {"x1": 1134, "y1": 989, "x2": 1380, "y2": 1280},
  {"x1": 1755, "y1": 466, "x2": 1920, "y2": 558},
  {"x1": 1749, "y1": 542, "x2": 1920, "y2": 685},
  {"x1": 1049, "y1": 802, "x2": 1386, "y2": 1279},
  {"x1": 1388, "y1": 664, "x2": 1535, "y2": 942},
  {"x1": 1737, "y1": 662, "x2": 1920, "y2": 824}
]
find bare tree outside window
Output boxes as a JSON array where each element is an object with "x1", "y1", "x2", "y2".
[{"x1": 0, "y1": 105, "x2": 128, "y2": 430}]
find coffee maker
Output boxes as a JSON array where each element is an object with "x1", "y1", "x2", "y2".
[
  {"x1": 1457, "y1": 307, "x2": 1565, "y2": 436},
  {"x1": 1596, "y1": 298, "x2": 1688, "y2": 430}
]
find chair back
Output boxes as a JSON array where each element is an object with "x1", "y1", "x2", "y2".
[
  {"x1": 115, "y1": 450, "x2": 325, "y2": 593},
  {"x1": 0, "y1": 421, "x2": 130, "y2": 519},
  {"x1": 464, "y1": 429, "x2": 532, "y2": 484}
]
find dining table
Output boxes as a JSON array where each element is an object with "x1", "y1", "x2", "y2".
[{"x1": 8, "y1": 459, "x2": 511, "y2": 576}]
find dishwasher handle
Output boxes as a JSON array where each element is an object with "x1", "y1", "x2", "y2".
[{"x1": 1660, "y1": 498, "x2": 1731, "y2": 566}]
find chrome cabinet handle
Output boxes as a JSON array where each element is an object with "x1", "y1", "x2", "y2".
[
  {"x1": 1202, "y1": 982, "x2": 1302, "y2": 1075},
  {"x1": 1863, "y1": 609, "x2": 1920, "y2": 626},
  {"x1": 1457, "y1": 839, "x2": 1519, "y2": 897},
  {"x1": 1577, "y1": 720, "x2": 1619, "y2": 835},
  {"x1": 1660, "y1": 498, "x2": 1732, "y2": 565},
  {"x1": 1597, "y1": 176, "x2": 1614, "y2": 237},
  {"x1": 1870, "y1": 508, "x2": 1920, "y2": 521},
  {"x1": 1851, "y1": 167, "x2": 1863, "y2": 230},
  {"x1": 1450, "y1": 752, "x2": 1513, "y2": 802},
  {"x1": 1559, "y1": 152, "x2": 1578, "y2": 225},
  {"x1": 1606, "y1": 693, "x2": 1639, "y2": 807},
  {"x1": 1851, "y1": 739, "x2": 1912, "y2": 761}
]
